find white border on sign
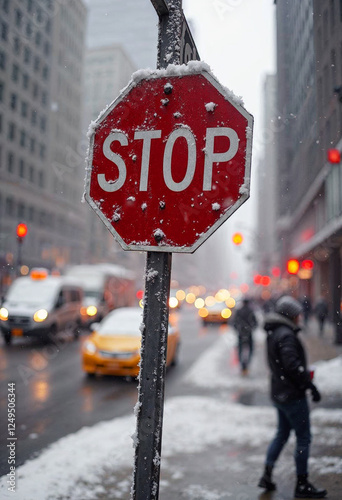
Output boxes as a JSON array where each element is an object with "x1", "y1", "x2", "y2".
[{"x1": 84, "y1": 65, "x2": 253, "y2": 254}]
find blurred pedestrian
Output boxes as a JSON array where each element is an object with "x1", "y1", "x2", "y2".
[
  {"x1": 258, "y1": 295, "x2": 327, "y2": 498},
  {"x1": 233, "y1": 297, "x2": 257, "y2": 375},
  {"x1": 300, "y1": 295, "x2": 312, "y2": 327},
  {"x1": 314, "y1": 298, "x2": 328, "y2": 335}
]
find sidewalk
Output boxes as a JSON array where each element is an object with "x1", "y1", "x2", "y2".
[{"x1": 94, "y1": 318, "x2": 342, "y2": 500}]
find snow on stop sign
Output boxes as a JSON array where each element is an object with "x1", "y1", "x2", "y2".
[{"x1": 85, "y1": 62, "x2": 253, "y2": 253}]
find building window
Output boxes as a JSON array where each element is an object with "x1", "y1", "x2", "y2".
[
  {"x1": 1, "y1": 21, "x2": 8, "y2": 42},
  {"x1": 22, "y1": 73, "x2": 29, "y2": 89},
  {"x1": 24, "y1": 46, "x2": 31, "y2": 64},
  {"x1": 12, "y1": 64, "x2": 19, "y2": 82},
  {"x1": 0, "y1": 81, "x2": 4, "y2": 101},
  {"x1": 21, "y1": 101, "x2": 28, "y2": 118},
  {"x1": 10, "y1": 93, "x2": 17, "y2": 110},
  {"x1": 19, "y1": 159, "x2": 25, "y2": 178},
  {"x1": 5, "y1": 197, "x2": 14, "y2": 217},
  {"x1": 17, "y1": 203, "x2": 25, "y2": 219},
  {"x1": 20, "y1": 130, "x2": 26, "y2": 147},
  {"x1": 39, "y1": 144, "x2": 46, "y2": 159},
  {"x1": 2, "y1": 1, "x2": 10, "y2": 14},
  {"x1": 38, "y1": 171, "x2": 44, "y2": 188},
  {"x1": 26, "y1": 22, "x2": 32, "y2": 38},
  {"x1": 32, "y1": 82, "x2": 39, "y2": 99},
  {"x1": 41, "y1": 90, "x2": 47, "y2": 106},
  {"x1": 35, "y1": 31, "x2": 41, "y2": 47},
  {"x1": 15, "y1": 9, "x2": 23, "y2": 28},
  {"x1": 31, "y1": 109, "x2": 37, "y2": 125},
  {"x1": 8, "y1": 122, "x2": 16, "y2": 141},
  {"x1": 42, "y1": 65, "x2": 49, "y2": 80},
  {"x1": 34, "y1": 56, "x2": 40, "y2": 71},
  {"x1": 40, "y1": 116, "x2": 46, "y2": 131},
  {"x1": 29, "y1": 165, "x2": 34, "y2": 182},
  {"x1": 0, "y1": 50, "x2": 6, "y2": 70},
  {"x1": 13, "y1": 37, "x2": 21, "y2": 55},
  {"x1": 7, "y1": 151, "x2": 14, "y2": 173},
  {"x1": 30, "y1": 137, "x2": 35, "y2": 153}
]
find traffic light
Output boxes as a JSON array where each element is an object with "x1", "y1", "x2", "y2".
[
  {"x1": 232, "y1": 232, "x2": 243, "y2": 245},
  {"x1": 327, "y1": 149, "x2": 341, "y2": 164},
  {"x1": 302, "y1": 259, "x2": 314, "y2": 270},
  {"x1": 16, "y1": 223, "x2": 28, "y2": 240},
  {"x1": 287, "y1": 259, "x2": 300, "y2": 275}
]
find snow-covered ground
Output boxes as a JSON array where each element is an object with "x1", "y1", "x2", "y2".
[{"x1": 1, "y1": 331, "x2": 342, "y2": 500}]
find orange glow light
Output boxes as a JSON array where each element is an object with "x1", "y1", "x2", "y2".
[
  {"x1": 287, "y1": 259, "x2": 300, "y2": 275},
  {"x1": 232, "y1": 232, "x2": 243, "y2": 245}
]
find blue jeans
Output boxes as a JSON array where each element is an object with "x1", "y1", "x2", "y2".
[{"x1": 266, "y1": 398, "x2": 311, "y2": 475}]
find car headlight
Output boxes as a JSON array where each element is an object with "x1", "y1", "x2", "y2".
[
  {"x1": 0, "y1": 307, "x2": 9, "y2": 321},
  {"x1": 33, "y1": 309, "x2": 48, "y2": 322},
  {"x1": 86, "y1": 305, "x2": 97, "y2": 317},
  {"x1": 84, "y1": 341, "x2": 97, "y2": 354}
]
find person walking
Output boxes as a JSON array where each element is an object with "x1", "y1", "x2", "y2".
[
  {"x1": 258, "y1": 295, "x2": 327, "y2": 498},
  {"x1": 233, "y1": 297, "x2": 257, "y2": 375},
  {"x1": 314, "y1": 297, "x2": 329, "y2": 335},
  {"x1": 300, "y1": 295, "x2": 312, "y2": 327}
]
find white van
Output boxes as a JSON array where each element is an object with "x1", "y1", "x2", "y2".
[{"x1": 0, "y1": 269, "x2": 83, "y2": 345}]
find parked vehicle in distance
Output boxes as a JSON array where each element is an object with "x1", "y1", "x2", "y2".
[
  {"x1": 198, "y1": 302, "x2": 232, "y2": 325},
  {"x1": 0, "y1": 268, "x2": 83, "y2": 345},
  {"x1": 64, "y1": 263, "x2": 135, "y2": 326},
  {"x1": 82, "y1": 307, "x2": 180, "y2": 378}
]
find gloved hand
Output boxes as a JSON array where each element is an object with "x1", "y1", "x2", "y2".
[{"x1": 311, "y1": 384, "x2": 321, "y2": 403}]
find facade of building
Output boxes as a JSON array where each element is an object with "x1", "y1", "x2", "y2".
[
  {"x1": 82, "y1": 44, "x2": 139, "y2": 269},
  {"x1": 256, "y1": 74, "x2": 278, "y2": 278},
  {"x1": 83, "y1": 0, "x2": 157, "y2": 69},
  {"x1": 274, "y1": 0, "x2": 342, "y2": 323},
  {"x1": 0, "y1": 0, "x2": 87, "y2": 289}
]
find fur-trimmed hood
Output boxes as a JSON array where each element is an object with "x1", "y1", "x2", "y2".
[{"x1": 263, "y1": 312, "x2": 301, "y2": 334}]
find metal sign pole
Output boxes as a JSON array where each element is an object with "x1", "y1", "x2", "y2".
[{"x1": 132, "y1": 2, "x2": 183, "y2": 499}]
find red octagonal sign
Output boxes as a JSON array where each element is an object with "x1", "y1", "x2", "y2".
[{"x1": 85, "y1": 65, "x2": 253, "y2": 253}]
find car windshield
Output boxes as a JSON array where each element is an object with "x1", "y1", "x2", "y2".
[
  {"x1": 6, "y1": 279, "x2": 59, "y2": 306},
  {"x1": 98, "y1": 308, "x2": 143, "y2": 336}
]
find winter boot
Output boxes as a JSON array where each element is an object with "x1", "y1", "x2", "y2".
[
  {"x1": 258, "y1": 464, "x2": 276, "y2": 491},
  {"x1": 294, "y1": 474, "x2": 327, "y2": 498}
]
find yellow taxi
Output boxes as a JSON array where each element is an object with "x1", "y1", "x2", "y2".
[
  {"x1": 82, "y1": 307, "x2": 180, "y2": 377},
  {"x1": 198, "y1": 303, "x2": 232, "y2": 325}
]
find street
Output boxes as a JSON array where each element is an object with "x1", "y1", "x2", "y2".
[
  {"x1": 1, "y1": 306, "x2": 342, "y2": 500},
  {"x1": 0, "y1": 306, "x2": 217, "y2": 476}
]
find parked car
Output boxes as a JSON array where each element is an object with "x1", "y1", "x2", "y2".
[
  {"x1": 82, "y1": 307, "x2": 180, "y2": 377},
  {"x1": 0, "y1": 269, "x2": 83, "y2": 345}
]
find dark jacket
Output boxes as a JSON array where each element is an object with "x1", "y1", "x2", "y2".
[
  {"x1": 233, "y1": 304, "x2": 257, "y2": 340},
  {"x1": 264, "y1": 312, "x2": 312, "y2": 404}
]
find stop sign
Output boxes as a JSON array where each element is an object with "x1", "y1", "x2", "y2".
[{"x1": 85, "y1": 65, "x2": 253, "y2": 253}]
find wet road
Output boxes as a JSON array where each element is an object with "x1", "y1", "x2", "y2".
[{"x1": 0, "y1": 307, "x2": 222, "y2": 476}]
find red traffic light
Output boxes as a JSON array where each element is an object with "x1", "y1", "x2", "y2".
[
  {"x1": 287, "y1": 259, "x2": 300, "y2": 275},
  {"x1": 327, "y1": 149, "x2": 341, "y2": 164},
  {"x1": 302, "y1": 259, "x2": 314, "y2": 270},
  {"x1": 16, "y1": 223, "x2": 28, "y2": 238},
  {"x1": 232, "y1": 232, "x2": 243, "y2": 245}
]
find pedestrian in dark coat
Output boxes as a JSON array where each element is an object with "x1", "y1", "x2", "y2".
[
  {"x1": 258, "y1": 295, "x2": 327, "y2": 498},
  {"x1": 300, "y1": 295, "x2": 312, "y2": 326},
  {"x1": 314, "y1": 297, "x2": 328, "y2": 335},
  {"x1": 233, "y1": 297, "x2": 257, "y2": 375}
]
